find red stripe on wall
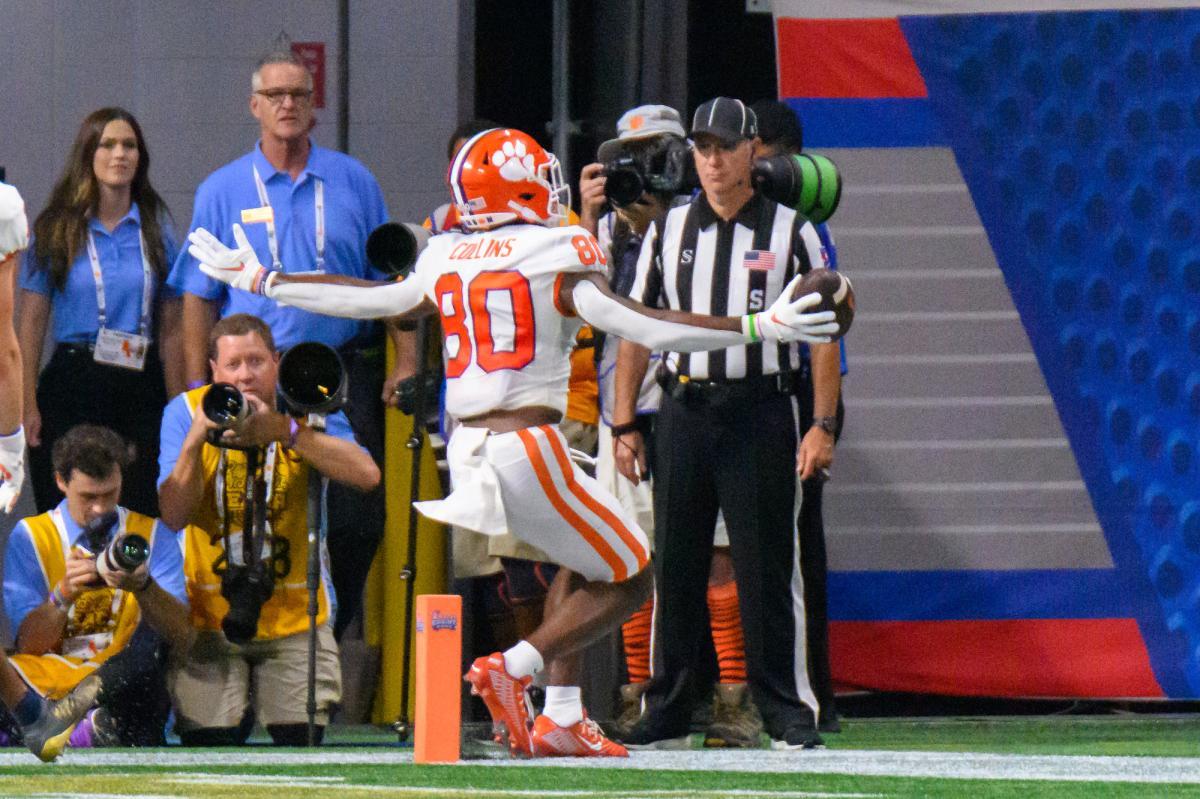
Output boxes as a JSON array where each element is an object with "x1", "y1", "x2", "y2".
[
  {"x1": 830, "y1": 619, "x2": 1165, "y2": 698},
  {"x1": 777, "y1": 18, "x2": 928, "y2": 99}
]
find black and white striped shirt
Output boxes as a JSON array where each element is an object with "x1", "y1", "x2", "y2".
[{"x1": 629, "y1": 191, "x2": 827, "y2": 381}]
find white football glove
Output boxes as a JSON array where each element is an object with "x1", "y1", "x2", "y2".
[
  {"x1": 0, "y1": 426, "x2": 26, "y2": 514},
  {"x1": 0, "y1": 183, "x2": 30, "y2": 262},
  {"x1": 187, "y1": 224, "x2": 274, "y2": 295},
  {"x1": 743, "y1": 273, "x2": 839, "y2": 344}
]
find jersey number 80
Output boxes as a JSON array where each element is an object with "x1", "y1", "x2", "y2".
[{"x1": 435, "y1": 271, "x2": 535, "y2": 378}]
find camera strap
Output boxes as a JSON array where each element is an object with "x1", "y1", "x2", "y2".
[
  {"x1": 215, "y1": 443, "x2": 279, "y2": 565},
  {"x1": 252, "y1": 165, "x2": 326, "y2": 273}
]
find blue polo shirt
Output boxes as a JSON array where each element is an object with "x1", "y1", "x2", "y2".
[
  {"x1": 3, "y1": 502, "x2": 187, "y2": 631},
  {"x1": 169, "y1": 141, "x2": 389, "y2": 350},
  {"x1": 20, "y1": 206, "x2": 179, "y2": 345}
]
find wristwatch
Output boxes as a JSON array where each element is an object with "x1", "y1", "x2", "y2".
[{"x1": 811, "y1": 416, "x2": 838, "y2": 436}]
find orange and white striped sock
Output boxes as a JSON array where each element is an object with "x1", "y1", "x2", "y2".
[
  {"x1": 621, "y1": 597, "x2": 654, "y2": 684},
  {"x1": 707, "y1": 581, "x2": 747, "y2": 684}
]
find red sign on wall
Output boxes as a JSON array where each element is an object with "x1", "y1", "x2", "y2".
[{"x1": 291, "y1": 41, "x2": 326, "y2": 109}]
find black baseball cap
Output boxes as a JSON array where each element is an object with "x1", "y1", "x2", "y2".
[{"x1": 691, "y1": 97, "x2": 758, "y2": 144}]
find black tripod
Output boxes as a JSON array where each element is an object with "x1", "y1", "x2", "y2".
[{"x1": 392, "y1": 316, "x2": 441, "y2": 742}]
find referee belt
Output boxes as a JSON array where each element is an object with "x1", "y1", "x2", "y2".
[{"x1": 656, "y1": 368, "x2": 801, "y2": 406}]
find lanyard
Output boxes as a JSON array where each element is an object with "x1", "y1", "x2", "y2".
[
  {"x1": 85, "y1": 230, "x2": 154, "y2": 337},
  {"x1": 252, "y1": 165, "x2": 325, "y2": 272},
  {"x1": 215, "y1": 442, "x2": 279, "y2": 538}
]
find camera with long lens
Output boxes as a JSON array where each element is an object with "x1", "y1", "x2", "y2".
[
  {"x1": 367, "y1": 222, "x2": 431, "y2": 279},
  {"x1": 83, "y1": 510, "x2": 150, "y2": 575},
  {"x1": 751, "y1": 152, "x2": 843, "y2": 224},
  {"x1": 603, "y1": 137, "x2": 697, "y2": 208},
  {"x1": 203, "y1": 382, "x2": 251, "y2": 429},
  {"x1": 278, "y1": 342, "x2": 347, "y2": 418}
]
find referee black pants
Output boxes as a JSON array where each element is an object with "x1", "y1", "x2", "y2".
[{"x1": 645, "y1": 388, "x2": 820, "y2": 740}]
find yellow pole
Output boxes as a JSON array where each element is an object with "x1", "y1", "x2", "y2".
[{"x1": 370, "y1": 339, "x2": 447, "y2": 724}]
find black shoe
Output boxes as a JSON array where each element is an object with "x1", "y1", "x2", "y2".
[
  {"x1": 619, "y1": 710, "x2": 691, "y2": 750},
  {"x1": 770, "y1": 723, "x2": 824, "y2": 750},
  {"x1": 817, "y1": 712, "x2": 841, "y2": 734}
]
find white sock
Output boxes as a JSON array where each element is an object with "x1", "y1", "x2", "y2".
[
  {"x1": 502, "y1": 640, "x2": 544, "y2": 680},
  {"x1": 543, "y1": 685, "x2": 583, "y2": 728}
]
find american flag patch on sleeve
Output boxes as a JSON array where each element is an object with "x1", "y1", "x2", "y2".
[{"x1": 742, "y1": 250, "x2": 776, "y2": 270}]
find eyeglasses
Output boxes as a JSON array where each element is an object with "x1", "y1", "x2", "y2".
[{"x1": 255, "y1": 88, "x2": 313, "y2": 106}]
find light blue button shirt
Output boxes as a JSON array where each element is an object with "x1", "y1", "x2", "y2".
[
  {"x1": 20, "y1": 205, "x2": 179, "y2": 344},
  {"x1": 168, "y1": 141, "x2": 389, "y2": 350},
  {"x1": 3, "y1": 501, "x2": 188, "y2": 632}
]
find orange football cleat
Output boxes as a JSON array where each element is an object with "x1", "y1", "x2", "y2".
[
  {"x1": 464, "y1": 653, "x2": 533, "y2": 756},
  {"x1": 531, "y1": 712, "x2": 629, "y2": 757}
]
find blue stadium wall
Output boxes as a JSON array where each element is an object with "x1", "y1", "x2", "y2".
[{"x1": 776, "y1": 3, "x2": 1200, "y2": 698}]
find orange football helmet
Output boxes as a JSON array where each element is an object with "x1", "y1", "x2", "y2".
[{"x1": 448, "y1": 128, "x2": 570, "y2": 231}]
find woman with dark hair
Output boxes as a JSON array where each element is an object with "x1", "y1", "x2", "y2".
[{"x1": 18, "y1": 107, "x2": 182, "y2": 516}]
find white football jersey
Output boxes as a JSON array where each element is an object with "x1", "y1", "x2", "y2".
[{"x1": 416, "y1": 223, "x2": 606, "y2": 418}]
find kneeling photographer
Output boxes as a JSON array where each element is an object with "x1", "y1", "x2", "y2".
[
  {"x1": 2, "y1": 424, "x2": 191, "y2": 749},
  {"x1": 157, "y1": 313, "x2": 380, "y2": 746}
]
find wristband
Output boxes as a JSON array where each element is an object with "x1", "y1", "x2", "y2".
[
  {"x1": 742, "y1": 314, "x2": 761, "y2": 343},
  {"x1": 609, "y1": 421, "x2": 640, "y2": 437},
  {"x1": 287, "y1": 417, "x2": 302, "y2": 449},
  {"x1": 49, "y1": 585, "x2": 71, "y2": 612}
]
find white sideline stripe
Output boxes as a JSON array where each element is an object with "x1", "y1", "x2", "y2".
[
  {"x1": 831, "y1": 480, "x2": 1086, "y2": 494},
  {"x1": 852, "y1": 269, "x2": 1000, "y2": 279},
  {"x1": 833, "y1": 523, "x2": 1103, "y2": 536},
  {"x1": 30, "y1": 795, "x2": 178, "y2": 799},
  {"x1": 854, "y1": 353, "x2": 1036, "y2": 366},
  {"x1": 840, "y1": 438, "x2": 1068, "y2": 451},
  {"x1": 848, "y1": 183, "x2": 968, "y2": 195},
  {"x1": 13, "y1": 748, "x2": 1200, "y2": 784},
  {"x1": 167, "y1": 778, "x2": 874, "y2": 798},
  {"x1": 847, "y1": 396, "x2": 1053, "y2": 408},
  {"x1": 856, "y1": 311, "x2": 1020, "y2": 322},
  {"x1": 836, "y1": 225, "x2": 985, "y2": 237}
]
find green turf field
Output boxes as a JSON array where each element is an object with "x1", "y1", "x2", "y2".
[{"x1": 3, "y1": 717, "x2": 1200, "y2": 798}]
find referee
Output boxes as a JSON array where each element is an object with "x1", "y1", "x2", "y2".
[{"x1": 613, "y1": 97, "x2": 840, "y2": 750}]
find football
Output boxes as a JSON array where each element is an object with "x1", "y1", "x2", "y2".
[{"x1": 791, "y1": 269, "x2": 855, "y2": 341}]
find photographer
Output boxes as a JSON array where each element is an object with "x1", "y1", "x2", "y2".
[
  {"x1": 157, "y1": 313, "x2": 379, "y2": 746},
  {"x1": 2, "y1": 424, "x2": 191, "y2": 749}
]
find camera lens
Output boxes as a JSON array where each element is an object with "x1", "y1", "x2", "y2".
[
  {"x1": 278, "y1": 342, "x2": 347, "y2": 415},
  {"x1": 221, "y1": 567, "x2": 272, "y2": 645},
  {"x1": 102, "y1": 533, "x2": 150, "y2": 572},
  {"x1": 203, "y1": 383, "x2": 248, "y2": 428},
  {"x1": 604, "y1": 158, "x2": 646, "y2": 208}
]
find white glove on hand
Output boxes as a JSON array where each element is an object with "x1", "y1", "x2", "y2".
[
  {"x1": 187, "y1": 224, "x2": 273, "y2": 295},
  {"x1": 0, "y1": 184, "x2": 30, "y2": 261},
  {"x1": 743, "y1": 274, "x2": 839, "y2": 344},
  {"x1": 0, "y1": 427, "x2": 26, "y2": 514}
]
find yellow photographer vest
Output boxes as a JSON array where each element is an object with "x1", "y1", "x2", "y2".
[
  {"x1": 177, "y1": 387, "x2": 329, "y2": 641},
  {"x1": 9, "y1": 508, "x2": 155, "y2": 699}
]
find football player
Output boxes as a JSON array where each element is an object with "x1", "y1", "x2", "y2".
[{"x1": 186, "y1": 128, "x2": 839, "y2": 757}]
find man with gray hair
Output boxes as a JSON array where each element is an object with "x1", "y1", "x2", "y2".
[{"x1": 168, "y1": 51, "x2": 397, "y2": 639}]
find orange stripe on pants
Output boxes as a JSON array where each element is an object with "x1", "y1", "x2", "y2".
[
  {"x1": 540, "y1": 425, "x2": 649, "y2": 573},
  {"x1": 515, "y1": 428, "x2": 628, "y2": 581}
]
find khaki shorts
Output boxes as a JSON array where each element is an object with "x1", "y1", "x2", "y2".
[{"x1": 169, "y1": 622, "x2": 341, "y2": 729}]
